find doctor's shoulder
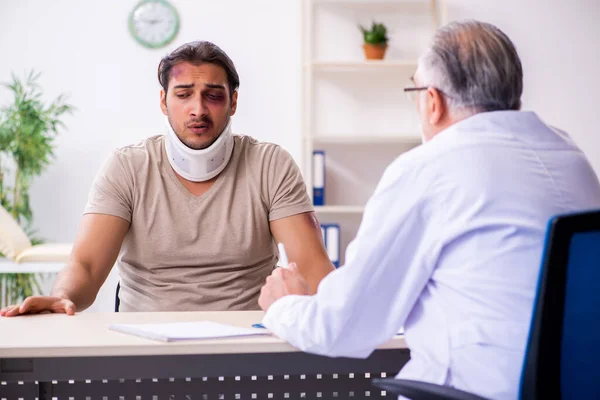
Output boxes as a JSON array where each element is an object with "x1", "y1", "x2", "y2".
[
  {"x1": 372, "y1": 141, "x2": 452, "y2": 198},
  {"x1": 378, "y1": 143, "x2": 436, "y2": 181}
]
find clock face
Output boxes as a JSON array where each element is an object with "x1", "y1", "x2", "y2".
[{"x1": 129, "y1": 0, "x2": 180, "y2": 49}]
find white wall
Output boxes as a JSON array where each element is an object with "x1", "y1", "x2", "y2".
[
  {"x1": 0, "y1": 0, "x2": 599, "y2": 241},
  {"x1": 0, "y1": 0, "x2": 303, "y2": 243}
]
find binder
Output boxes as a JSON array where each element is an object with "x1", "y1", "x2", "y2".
[
  {"x1": 312, "y1": 150, "x2": 325, "y2": 206},
  {"x1": 326, "y1": 224, "x2": 340, "y2": 268},
  {"x1": 321, "y1": 223, "x2": 340, "y2": 268}
]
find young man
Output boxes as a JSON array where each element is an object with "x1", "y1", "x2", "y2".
[{"x1": 1, "y1": 41, "x2": 334, "y2": 316}]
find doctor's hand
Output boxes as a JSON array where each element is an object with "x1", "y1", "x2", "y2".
[
  {"x1": 259, "y1": 263, "x2": 309, "y2": 311},
  {"x1": 0, "y1": 296, "x2": 76, "y2": 317}
]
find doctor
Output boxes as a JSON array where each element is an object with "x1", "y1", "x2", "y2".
[{"x1": 258, "y1": 20, "x2": 600, "y2": 399}]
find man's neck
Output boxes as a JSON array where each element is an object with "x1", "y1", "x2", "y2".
[{"x1": 430, "y1": 109, "x2": 479, "y2": 140}]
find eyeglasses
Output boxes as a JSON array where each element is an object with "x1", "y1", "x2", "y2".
[{"x1": 404, "y1": 86, "x2": 428, "y2": 102}]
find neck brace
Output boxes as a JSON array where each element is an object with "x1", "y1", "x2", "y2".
[{"x1": 164, "y1": 117, "x2": 234, "y2": 182}]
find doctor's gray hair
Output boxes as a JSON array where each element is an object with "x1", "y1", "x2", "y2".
[{"x1": 419, "y1": 20, "x2": 523, "y2": 113}]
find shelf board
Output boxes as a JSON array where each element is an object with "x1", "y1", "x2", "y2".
[
  {"x1": 313, "y1": 0, "x2": 432, "y2": 11},
  {"x1": 310, "y1": 135, "x2": 421, "y2": 145},
  {"x1": 309, "y1": 60, "x2": 418, "y2": 71},
  {"x1": 315, "y1": 205, "x2": 365, "y2": 214}
]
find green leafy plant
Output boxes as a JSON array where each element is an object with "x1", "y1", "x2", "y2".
[
  {"x1": 359, "y1": 21, "x2": 389, "y2": 46},
  {"x1": 0, "y1": 71, "x2": 74, "y2": 307}
]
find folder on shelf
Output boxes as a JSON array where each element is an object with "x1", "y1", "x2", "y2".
[
  {"x1": 326, "y1": 224, "x2": 340, "y2": 268},
  {"x1": 312, "y1": 150, "x2": 325, "y2": 206},
  {"x1": 321, "y1": 223, "x2": 340, "y2": 268}
]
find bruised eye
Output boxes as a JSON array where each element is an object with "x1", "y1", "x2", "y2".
[{"x1": 207, "y1": 94, "x2": 223, "y2": 101}]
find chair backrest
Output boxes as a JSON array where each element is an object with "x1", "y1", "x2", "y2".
[
  {"x1": 0, "y1": 205, "x2": 32, "y2": 260},
  {"x1": 520, "y1": 210, "x2": 600, "y2": 399}
]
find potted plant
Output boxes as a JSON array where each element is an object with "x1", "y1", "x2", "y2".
[
  {"x1": 0, "y1": 71, "x2": 74, "y2": 307},
  {"x1": 359, "y1": 21, "x2": 389, "y2": 60}
]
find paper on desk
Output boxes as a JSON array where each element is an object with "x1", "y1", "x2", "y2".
[{"x1": 108, "y1": 321, "x2": 271, "y2": 342}]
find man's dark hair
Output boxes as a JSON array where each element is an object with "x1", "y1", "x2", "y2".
[{"x1": 158, "y1": 41, "x2": 240, "y2": 97}]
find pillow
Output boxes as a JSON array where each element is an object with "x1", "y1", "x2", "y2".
[
  {"x1": 15, "y1": 243, "x2": 73, "y2": 263},
  {"x1": 0, "y1": 206, "x2": 32, "y2": 260}
]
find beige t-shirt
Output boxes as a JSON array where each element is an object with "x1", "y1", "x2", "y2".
[{"x1": 84, "y1": 135, "x2": 313, "y2": 312}]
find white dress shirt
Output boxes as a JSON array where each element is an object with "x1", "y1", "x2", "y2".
[{"x1": 263, "y1": 111, "x2": 600, "y2": 399}]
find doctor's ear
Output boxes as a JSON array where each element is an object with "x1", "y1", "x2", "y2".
[
  {"x1": 426, "y1": 87, "x2": 445, "y2": 126},
  {"x1": 160, "y1": 90, "x2": 168, "y2": 115}
]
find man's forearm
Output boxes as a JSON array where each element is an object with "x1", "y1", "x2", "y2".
[
  {"x1": 50, "y1": 262, "x2": 99, "y2": 311},
  {"x1": 303, "y1": 259, "x2": 335, "y2": 294}
]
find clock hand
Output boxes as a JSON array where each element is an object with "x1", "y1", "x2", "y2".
[{"x1": 140, "y1": 18, "x2": 161, "y2": 25}]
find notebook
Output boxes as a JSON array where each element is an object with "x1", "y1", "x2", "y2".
[{"x1": 108, "y1": 321, "x2": 271, "y2": 342}]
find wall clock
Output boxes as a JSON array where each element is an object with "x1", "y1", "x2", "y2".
[{"x1": 129, "y1": 0, "x2": 180, "y2": 49}]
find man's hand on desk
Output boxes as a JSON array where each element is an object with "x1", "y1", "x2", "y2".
[
  {"x1": 258, "y1": 263, "x2": 309, "y2": 311},
  {"x1": 0, "y1": 296, "x2": 76, "y2": 317}
]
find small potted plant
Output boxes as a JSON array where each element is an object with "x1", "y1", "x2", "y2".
[{"x1": 359, "y1": 21, "x2": 389, "y2": 60}]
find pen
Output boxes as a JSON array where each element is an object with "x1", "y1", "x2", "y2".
[{"x1": 278, "y1": 242, "x2": 289, "y2": 268}]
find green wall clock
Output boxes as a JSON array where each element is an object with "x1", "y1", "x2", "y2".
[{"x1": 129, "y1": 0, "x2": 180, "y2": 49}]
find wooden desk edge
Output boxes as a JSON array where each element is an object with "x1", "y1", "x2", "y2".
[{"x1": 0, "y1": 335, "x2": 406, "y2": 358}]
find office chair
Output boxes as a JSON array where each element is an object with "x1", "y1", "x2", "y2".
[{"x1": 373, "y1": 209, "x2": 600, "y2": 400}]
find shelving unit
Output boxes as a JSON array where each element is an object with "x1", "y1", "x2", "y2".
[
  {"x1": 309, "y1": 135, "x2": 421, "y2": 145},
  {"x1": 308, "y1": 60, "x2": 418, "y2": 71},
  {"x1": 302, "y1": 0, "x2": 445, "y2": 265},
  {"x1": 313, "y1": 0, "x2": 441, "y2": 17},
  {"x1": 314, "y1": 205, "x2": 365, "y2": 214}
]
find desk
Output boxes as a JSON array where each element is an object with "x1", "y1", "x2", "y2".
[{"x1": 0, "y1": 311, "x2": 408, "y2": 399}]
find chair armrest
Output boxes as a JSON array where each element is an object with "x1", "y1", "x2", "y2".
[{"x1": 372, "y1": 378, "x2": 488, "y2": 400}]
